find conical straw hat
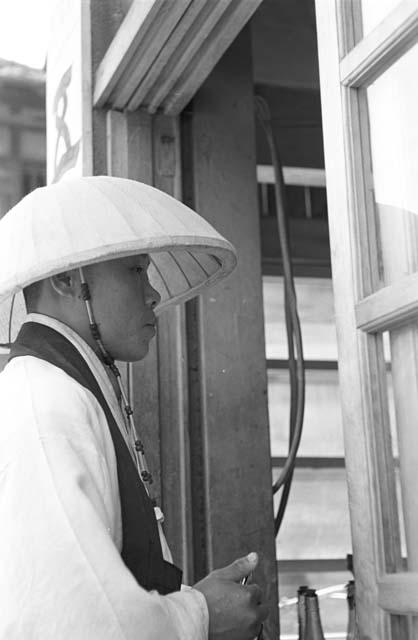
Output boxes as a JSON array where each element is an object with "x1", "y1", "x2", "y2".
[{"x1": 0, "y1": 176, "x2": 237, "y2": 347}]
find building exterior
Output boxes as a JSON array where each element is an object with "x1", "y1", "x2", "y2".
[
  {"x1": 0, "y1": 59, "x2": 45, "y2": 218},
  {"x1": 2, "y1": 1, "x2": 418, "y2": 638}
]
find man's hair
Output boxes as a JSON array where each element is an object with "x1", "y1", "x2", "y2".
[{"x1": 22, "y1": 280, "x2": 44, "y2": 311}]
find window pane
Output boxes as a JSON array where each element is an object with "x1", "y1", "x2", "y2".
[
  {"x1": 367, "y1": 42, "x2": 418, "y2": 287},
  {"x1": 274, "y1": 468, "x2": 352, "y2": 560},
  {"x1": 263, "y1": 276, "x2": 337, "y2": 360},
  {"x1": 268, "y1": 366, "x2": 397, "y2": 459},
  {"x1": 268, "y1": 368, "x2": 344, "y2": 458},
  {"x1": 361, "y1": 0, "x2": 403, "y2": 37}
]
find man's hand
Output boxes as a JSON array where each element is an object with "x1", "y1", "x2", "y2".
[{"x1": 194, "y1": 552, "x2": 269, "y2": 640}]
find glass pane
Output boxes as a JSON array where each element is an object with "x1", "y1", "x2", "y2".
[
  {"x1": 361, "y1": 0, "x2": 402, "y2": 37},
  {"x1": 367, "y1": 42, "x2": 418, "y2": 287},
  {"x1": 268, "y1": 368, "x2": 344, "y2": 458},
  {"x1": 384, "y1": 331, "x2": 414, "y2": 561},
  {"x1": 274, "y1": 468, "x2": 352, "y2": 560},
  {"x1": 263, "y1": 276, "x2": 337, "y2": 360}
]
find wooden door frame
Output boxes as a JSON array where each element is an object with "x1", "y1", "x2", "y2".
[{"x1": 316, "y1": 1, "x2": 418, "y2": 637}]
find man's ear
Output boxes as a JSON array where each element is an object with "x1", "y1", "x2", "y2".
[{"x1": 49, "y1": 271, "x2": 78, "y2": 298}]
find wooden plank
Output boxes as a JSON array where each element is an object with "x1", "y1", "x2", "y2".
[
  {"x1": 93, "y1": 0, "x2": 166, "y2": 107},
  {"x1": 163, "y1": 0, "x2": 264, "y2": 115},
  {"x1": 356, "y1": 272, "x2": 418, "y2": 333},
  {"x1": 112, "y1": 0, "x2": 193, "y2": 110},
  {"x1": 126, "y1": 0, "x2": 208, "y2": 109},
  {"x1": 106, "y1": 109, "x2": 130, "y2": 396},
  {"x1": 341, "y1": 41, "x2": 406, "y2": 640},
  {"x1": 372, "y1": 169, "x2": 418, "y2": 636},
  {"x1": 316, "y1": 1, "x2": 403, "y2": 637},
  {"x1": 94, "y1": 0, "x2": 261, "y2": 115},
  {"x1": 106, "y1": 109, "x2": 128, "y2": 177},
  {"x1": 153, "y1": 113, "x2": 193, "y2": 580},
  {"x1": 134, "y1": 0, "x2": 233, "y2": 112},
  {"x1": 342, "y1": 8, "x2": 409, "y2": 635},
  {"x1": 257, "y1": 165, "x2": 326, "y2": 187},
  {"x1": 378, "y1": 573, "x2": 418, "y2": 615},
  {"x1": 340, "y1": 0, "x2": 418, "y2": 88},
  {"x1": 104, "y1": 107, "x2": 163, "y2": 501},
  {"x1": 90, "y1": 0, "x2": 130, "y2": 176},
  {"x1": 190, "y1": 27, "x2": 279, "y2": 636}
]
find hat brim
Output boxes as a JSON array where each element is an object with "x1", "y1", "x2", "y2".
[{"x1": 0, "y1": 176, "x2": 237, "y2": 347}]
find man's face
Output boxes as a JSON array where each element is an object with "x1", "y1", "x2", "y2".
[{"x1": 82, "y1": 254, "x2": 161, "y2": 362}]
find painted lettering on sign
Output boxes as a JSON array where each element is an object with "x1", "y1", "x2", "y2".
[{"x1": 53, "y1": 66, "x2": 81, "y2": 183}]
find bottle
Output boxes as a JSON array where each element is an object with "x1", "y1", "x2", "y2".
[
  {"x1": 297, "y1": 585, "x2": 309, "y2": 640},
  {"x1": 304, "y1": 589, "x2": 325, "y2": 640},
  {"x1": 346, "y1": 580, "x2": 360, "y2": 640}
]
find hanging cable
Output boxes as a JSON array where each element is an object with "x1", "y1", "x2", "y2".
[{"x1": 255, "y1": 96, "x2": 305, "y2": 535}]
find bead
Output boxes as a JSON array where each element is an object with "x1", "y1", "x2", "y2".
[
  {"x1": 80, "y1": 282, "x2": 91, "y2": 301},
  {"x1": 90, "y1": 323, "x2": 101, "y2": 340},
  {"x1": 135, "y1": 440, "x2": 145, "y2": 454},
  {"x1": 141, "y1": 470, "x2": 153, "y2": 483},
  {"x1": 125, "y1": 406, "x2": 133, "y2": 416},
  {"x1": 109, "y1": 363, "x2": 120, "y2": 377},
  {"x1": 102, "y1": 353, "x2": 114, "y2": 366}
]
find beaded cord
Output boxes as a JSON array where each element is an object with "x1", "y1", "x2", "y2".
[{"x1": 78, "y1": 267, "x2": 155, "y2": 505}]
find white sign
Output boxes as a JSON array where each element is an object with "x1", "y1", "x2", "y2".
[{"x1": 46, "y1": 0, "x2": 92, "y2": 184}]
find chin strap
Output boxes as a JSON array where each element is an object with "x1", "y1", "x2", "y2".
[{"x1": 78, "y1": 267, "x2": 155, "y2": 501}]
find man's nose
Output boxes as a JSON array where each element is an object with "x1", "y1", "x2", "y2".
[{"x1": 146, "y1": 282, "x2": 161, "y2": 309}]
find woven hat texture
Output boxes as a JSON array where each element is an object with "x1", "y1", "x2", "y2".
[{"x1": 0, "y1": 176, "x2": 237, "y2": 346}]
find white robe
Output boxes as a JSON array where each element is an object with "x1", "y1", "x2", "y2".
[{"x1": 0, "y1": 313, "x2": 208, "y2": 639}]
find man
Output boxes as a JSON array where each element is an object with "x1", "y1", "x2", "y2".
[{"x1": 0, "y1": 176, "x2": 268, "y2": 639}]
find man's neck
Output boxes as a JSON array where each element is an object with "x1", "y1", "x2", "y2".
[{"x1": 26, "y1": 312, "x2": 122, "y2": 401}]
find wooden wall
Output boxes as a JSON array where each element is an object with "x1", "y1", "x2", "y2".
[{"x1": 188, "y1": 26, "x2": 279, "y2": 636}]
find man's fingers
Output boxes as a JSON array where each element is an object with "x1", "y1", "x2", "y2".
[
  {"x1": 257, "y1": 603, "x2": 269, "y2": 622},
  {"x1": 215, "y1": 552, "x2": 259, "y2": 583},
  {"x1": 246, "y1": 584, "x2": 263, "y2": 605}
]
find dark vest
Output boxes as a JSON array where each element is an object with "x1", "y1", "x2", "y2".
[{"x1": 9, "y1": 321, "x2": 182, "y2": 595}]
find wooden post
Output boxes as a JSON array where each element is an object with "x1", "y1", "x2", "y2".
[
  {"x1": 188, "y1": 27, "x2": 279, "y2": 637},
  {"x1": 153, "y1": 113, "x2": 194, "y2": 581}
]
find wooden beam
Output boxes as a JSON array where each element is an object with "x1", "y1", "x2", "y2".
[
  {"x1": 378, "y1": 573, "x2": 418, "y2": 615},
  {"x1": 355, "y1": 272, "x2": 418, "y2": 333},
  {"x1": 257, "y1": 165, "x2": 326, "y2": 187},
  {"x1": 142, "y1": 0, "x2": 232, "y2": 113},
  {"x1": 190, "y1": 27, "x2": 279, "y2": 635},
  {"x1": 153, "y1": 113, "x2": 194, "y2": 582},
  {"x1": 316, "y1": 1, "x2": 404, "y2": 637},
  {"x1": 164, "y1": 0, "x2": 263, "y2": 115},
  {"x1": 126, "y1": 0, "x2": 209, "y2": 110},
  {"x1": 340, "y1": 0, "x2": 418, "y2": 87},
  {"x1": 112, "y1": 1, "x2": 193, "y2": 110},
  {"x1": 93, "y1": 0, "x2": 263, "y2": 115},
  {"x1": 94, "y1": 0, "x2": 167, "y2": 107}
]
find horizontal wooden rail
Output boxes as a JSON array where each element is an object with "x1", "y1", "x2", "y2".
[
  {"x1": 340, "y1": 0, "x2": 418, "y2": 88},
  {"x1": 378, "y1": 572, "x2": 418, "y2": 615},
  {"x1": 355, "y1": 272, "x2": 418, "y2": 333},
  {"x1": 257, "y1": 165, "x2": 326, "y2": 187}
]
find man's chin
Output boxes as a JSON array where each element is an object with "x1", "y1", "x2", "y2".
[
  {"x1": 123, "y1": 344, "x2": 151, "y2": 363},
  {"x1": 111, "y1": 333, "x2": 154, "y2": 362}
]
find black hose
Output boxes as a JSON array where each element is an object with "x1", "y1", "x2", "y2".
[{"x1": 255, "y1": 96, "x2": 305, "y2": 534}]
